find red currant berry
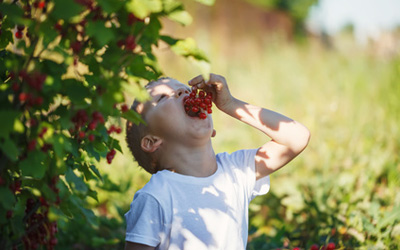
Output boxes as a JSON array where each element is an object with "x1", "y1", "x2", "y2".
[
  {"x1": 78, "y1": 131, "x2": 85, "y2": 139},
  {"x1": 71, "y1": 41, "x2": 82, "y2": 54},
  {"x1": 125, "y1": 35, "x2": 136, "y2": 50},
  {"x1": 191, "y1": 106, "x2": 199, "y2": 113},
  {"x1": 326, "y1": 243, "x2": 335, "y2": 250},
  {"x1": 6, "y1": 210, "x2": 13, "y2": 219},
  {"x1": 207, "y1": 108, "x2": 212, "y2": 114},
  {"x1": 28, "y1": 140, "x2": 37, "y2": 151},
  {"x1": 199, "y1": 113, "x2": 207, "y2": 119},
  {"x1": 310, "y1": 244, "x2": 319, "y2": 250},
  {"x1": 11, "y1": 82, "x2": 20, "y2": 92},
  {"x1": 39, "y1": 127, "x2": 47, "y2": 138},
  {"x1": 19, "y1": 92, "x2": 28, "y2": 102},
  {"x1": 38, "y1": 1, "x2": 45, "y2": 9},
  {"x1": 15, "y1": 30, "x2": 23, "y2": 39},
  {"x1": 88, "y1": 121, "x2": 97, "y2": 130},
  {"x1": 34, "y1": 96, "x2": 43, "y2": 106},
  {"x1": 121, "y1": 104, "x2": 129, "y2": 112},
  {"x1": 88, "y1": 134, "x2": 95, "y2": 142}
]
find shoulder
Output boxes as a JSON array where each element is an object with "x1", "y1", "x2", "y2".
[
  {"x1": 217, "y1": 148, "x2": 258, "y2": 166},
  {"x1": 133, "y1": 171, "x2": 172, "y2": 205}
]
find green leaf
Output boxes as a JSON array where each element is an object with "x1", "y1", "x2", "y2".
[
  {"x1": 89, "y1": 165, "x2": 103, "y2": 181},
  {"x1": 39, "y1": 21, "x2": 59, "y2": 48},
  {"x1": 0, "y1": 187, "x2": 16, "y2": 210},
  {"x1": 87, "y1": 188, "x2": 98, "y2": 202},
  {"x1": 0, "y1": 3, "x2": 27, "y2": 25},
  {"x1": 189, "y1": 57, "x2": 211, "y2": 81},
  {"x1": 170, "y1": 38, "x2": 209, "y2": 62},
  {"x1": 126, "y1": 0, "x2": 163, "y2": 19},
  {"x1": 110, "y1": 138, "x2": 122, "y2": 153},
  {"x1": 51, "y1": 0, "x2": 84, "y2": 20},
  {"x1": 97, "y1": 0, "x2": 124, "y2": 13},
  {"x1": 168, "y1": 10, "x2": 192, "y2": 26},
  {"x1": 0, "y1": 137, "x2": 20, "y2": 162},
  {"x1": 140, "y1": 16, "x2": 162, "y2": 49},
  {"x1": 122, "y1": 109, "x2": 145, "y2": 125},
  {"x1": 0, "y1": 30, "x2": 13, "y2": 48},
  {"x1": 64, "y1": 79, "x2": 90, "y2": 105},
  {"x1": 0, "y1": 110, "x2": 21, "y2": 138},
  {"x1": 169, "y1": 38, "x2": 210, "y2": 79},
  {"x1": 19, "y1": 151, "x2": 47, "y2": 179},
  {"x1": 80, "y1": 163, "x2": 97, "y2": 181},
  {"x1": 195, "y1": 0, "x2": 215, "y2": 5},
  {"x1": 93, "y1": 141, "x2": 108, "y2": 154},
  {"x1": 160, "y1": 35, "x2": 179, "y2": 46},
  {"x1": 52, "y1": 134, "x2": 73, "y2": 158},
  {"x1": 66, "y1": 168, "x2": 88, "y2": 193},
  {"x1": 86, "y1": 21, "x2": 115, "y2": 47}
]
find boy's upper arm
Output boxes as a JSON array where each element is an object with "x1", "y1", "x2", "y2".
[
  {"x1": 255, "y1": 140, "x2": 298, "y2": 180},
  {"x1": 125, "y1": 242, "x2": 155, "y2": 250}
]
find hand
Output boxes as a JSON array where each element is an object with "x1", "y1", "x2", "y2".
[{"x1": 188, "y1": 73, "x2": 234, "y2": 112}]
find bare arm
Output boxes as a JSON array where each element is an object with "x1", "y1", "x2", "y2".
[
  {"x1": 125, "y1": 242, "x2": 155, "y2": 250},
  {"x1": 189, "y1": 74, "x2": 310, "y2": 179}
]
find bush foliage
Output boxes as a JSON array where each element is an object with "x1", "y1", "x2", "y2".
[{"x1": 0, "y1": 0, "x2": 210, "y2": 249}]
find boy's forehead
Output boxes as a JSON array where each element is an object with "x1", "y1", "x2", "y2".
[{"x1": 146, "y1": 79, "x2": 187, "y2": 96}]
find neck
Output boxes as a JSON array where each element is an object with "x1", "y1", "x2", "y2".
[{"x1": 159, "y1": 140, "x2": 217, "y2": 177}]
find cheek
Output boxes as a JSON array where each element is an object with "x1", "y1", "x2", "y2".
[{"x1": 148, "y1": 103, "x2": 183, "y2": 131}]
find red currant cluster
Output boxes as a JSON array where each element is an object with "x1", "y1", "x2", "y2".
[
  {"x1": 71, "y1": 110, "x2": 105, "y2": 142},
  {"x1": 117, "y1": 34, "x2": 137, "y2": 51},
  {"x1": 22, "y1": 197, "x2": 58, "y2": 250},
  {"x1": 183, "y1": 86, "x2": 213, "y2": 119},
  {"x1": 107, "y1": 124, "x2": 122, "y2": 135},
  {"x1": 9, "y1": 70, "x2": 46, "y2": 108},
  {"x1": 106, "y1": 149, "x2": 116, "y2": 164}
]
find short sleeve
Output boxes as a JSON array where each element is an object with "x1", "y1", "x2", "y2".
[
  {"x1": 125, "y1": 192, "x2": 164, "y2": 247},
  {"x1": 218, "y1": 149, "x2": 270, "y2": 202}
]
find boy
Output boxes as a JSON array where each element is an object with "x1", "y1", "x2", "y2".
[{"x1": 124, "y1": 74, "x2": 310, "y2": 250}]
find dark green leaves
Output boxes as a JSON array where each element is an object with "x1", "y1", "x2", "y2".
[
  {"x1": 86, "y1": 21, "x2": 115, "y2": 47},
  {"x1": 51, "y1": 0, "x2": 84, "y2": 20}
]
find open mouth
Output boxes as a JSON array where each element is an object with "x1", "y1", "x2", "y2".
[{"x1": 183, "y1": 87, "x2": 213, "y2": 119}]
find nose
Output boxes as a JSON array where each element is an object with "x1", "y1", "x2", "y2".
[{"x1": 176, "y1": 88, "x2": 189, "y2": 97}]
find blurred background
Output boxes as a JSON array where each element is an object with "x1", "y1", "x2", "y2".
[{"x1": 82, "y1": 0, "x2": 400, "y2": 249}]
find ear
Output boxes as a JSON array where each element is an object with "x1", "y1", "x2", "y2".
[
  {"x1": 211, "y1": 129, "x2": 216, "y2": 138},
  {"x1": 141, "y1": 135, "x2": 163, "y2": 153}
]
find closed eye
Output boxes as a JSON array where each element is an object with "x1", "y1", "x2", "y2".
[{"x1": 158, "y1": 94, "x2": 167, "y2": 102}]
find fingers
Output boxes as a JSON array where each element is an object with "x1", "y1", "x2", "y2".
[
  {"x1": 188, "y1": 73, "x2": 226, "y2": 89},
  {"x1": 188, "y1": 74, "x2": 205, "y2": 87}
]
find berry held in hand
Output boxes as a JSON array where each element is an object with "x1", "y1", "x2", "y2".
[{"x1": 183, "y1": 86, "x2": 213, "y2": 119}]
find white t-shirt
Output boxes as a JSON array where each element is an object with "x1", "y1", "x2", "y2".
[{"x1": 125, "y1": 149, "x2": 270, "y2": 250}]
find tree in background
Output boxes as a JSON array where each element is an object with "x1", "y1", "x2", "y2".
[
  {"x1": 0, "y1": 0, "x2": 211, "y2": 249},
  {"x1": 246, "y1": 0, "x2": 318, "y2": 36}
]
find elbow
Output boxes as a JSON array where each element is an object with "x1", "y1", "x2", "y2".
[{"x1": 292, "y1": 126, "x2": 311, "y2": 154}]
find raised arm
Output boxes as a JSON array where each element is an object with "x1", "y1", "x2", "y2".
[{"x1": 189, "y1": 74, "x2": 310, "y2": 180}]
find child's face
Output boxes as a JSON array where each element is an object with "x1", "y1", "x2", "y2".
[{"x1": 143, "y1": 78, "x2": 214, "y2": 144}]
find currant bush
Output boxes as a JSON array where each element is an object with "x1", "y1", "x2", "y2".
[{"x1": 0, "y1": 0, "x2": 210, "y2": 248}]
